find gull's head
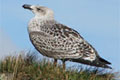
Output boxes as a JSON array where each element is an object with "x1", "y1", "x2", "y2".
[{"x1": 23, "y1": 4, "x2": 54, "y2": 20}]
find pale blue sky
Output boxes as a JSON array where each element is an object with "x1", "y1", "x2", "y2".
[{"x1": 0, "y1": 0, "x2": 120, "y2": 71}]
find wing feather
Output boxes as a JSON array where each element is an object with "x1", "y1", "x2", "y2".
[{"x1": 29, "y1": 23, "x2": 97, "y2": 60}]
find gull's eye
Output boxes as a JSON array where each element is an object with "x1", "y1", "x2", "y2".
[{"x1": 37, "y1": 8, "x2": 41, "y2": 11}]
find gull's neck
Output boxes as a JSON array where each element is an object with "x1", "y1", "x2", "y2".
[
  {"x1": 34, "y1": 15, "x2": 54, "y2": 21},
  {"x1": 28, "y1": 15, "x2": 55, "y2": 33}
]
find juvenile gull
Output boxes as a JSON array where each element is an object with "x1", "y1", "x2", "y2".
[{"x1": 23, "y1": 4, "x2": 112, "y2": 69}]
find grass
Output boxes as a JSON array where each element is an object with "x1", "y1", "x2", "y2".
[{"x1": 0, "y1": 51, "x2": 116, "y2": 80}]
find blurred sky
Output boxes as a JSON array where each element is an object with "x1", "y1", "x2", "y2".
[{"x1": 0, "y1": 0, "x2": 120, "y2": 71}]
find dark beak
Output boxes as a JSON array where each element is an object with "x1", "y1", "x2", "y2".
[{"x1": 22, "y1": 4, "x2": 32, "y2": 10}]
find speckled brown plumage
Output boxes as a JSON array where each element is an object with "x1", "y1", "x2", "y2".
[{"x1": 23, "y1": 4, "x2": 112, "y2": 69}]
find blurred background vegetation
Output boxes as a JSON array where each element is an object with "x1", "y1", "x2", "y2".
[{"x1": 0, "y1": 51, "x2": 117, "y2": 80}]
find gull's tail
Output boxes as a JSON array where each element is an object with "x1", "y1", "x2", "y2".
[{"x1": 71, "y1": 57, "x2": 112, "y2": 69}]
